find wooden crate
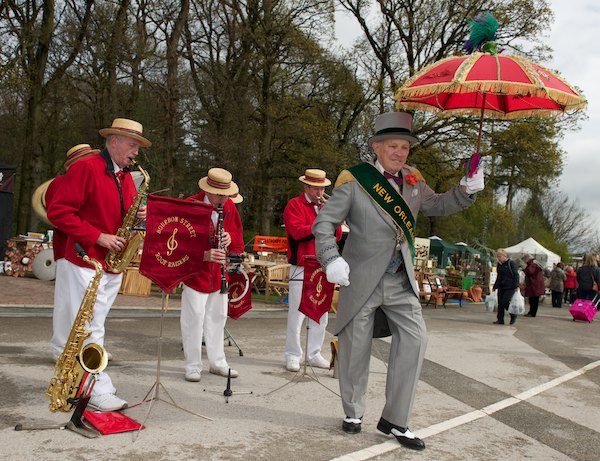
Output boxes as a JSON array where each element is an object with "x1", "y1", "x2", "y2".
[{"x1": 120, "y1": 267, "x2": 152, "y2": 296}]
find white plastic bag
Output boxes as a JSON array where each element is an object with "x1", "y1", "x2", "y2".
[
  {"x1": 508, "y1": 290, "x2": 525, "y2": 315},
  {"x1": 485, "y1": 291, "x2": 497, "y2": 312}
]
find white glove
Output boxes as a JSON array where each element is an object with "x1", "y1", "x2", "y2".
[
  {"x1": 326, "y1": 257, "x2": 350, "y2": 286},
  {"x1": 460, "y1": 166, "x2": 485, "y2": 194}
]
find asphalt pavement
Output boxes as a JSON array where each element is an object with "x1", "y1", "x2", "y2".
[{"x1": 0, "y1": 275, "x2": 599, "y2": 461}]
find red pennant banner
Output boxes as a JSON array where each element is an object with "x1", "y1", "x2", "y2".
[
  {"x1": 140, "y1": 194, "x2": 212, "y2": 293},
  {"x1": 228, "y1": 270, "x2": 253, "y2": 320},
  {"x1": 299, "y1": 256, "x2": 335, "y2": 324}
]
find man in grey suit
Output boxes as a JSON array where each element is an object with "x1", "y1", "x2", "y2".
[{"x1": 313, "y1": 111, "x2": 484, "y2": 450}]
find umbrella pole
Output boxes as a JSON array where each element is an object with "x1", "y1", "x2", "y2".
[
  {"x1": 465, "y1": 93, "x2": 487, "y2": 180},
  {"x1": 475, "y1": 92, "x2": 487, "y2": 154}
]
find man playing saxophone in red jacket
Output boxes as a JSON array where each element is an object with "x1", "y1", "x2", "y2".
[{"x1": 47, "y1": 118, "x2": 150, "y2": 412}]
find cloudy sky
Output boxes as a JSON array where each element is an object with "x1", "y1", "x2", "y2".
[
  {"x1": 546, "y1": 1, "x2": 600, "y2": 225},
  {"x1": 334, "y1": 1, "x2": 600, "y2": 227}
]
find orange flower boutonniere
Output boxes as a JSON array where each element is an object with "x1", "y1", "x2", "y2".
[{"x1": 405, "y1": 174, "x2": 419, "y2": 186}]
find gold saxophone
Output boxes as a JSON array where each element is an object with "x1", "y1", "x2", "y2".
[
  {"x1": 46, "y1": 248, "x2": 108, "y2": 412},
  {"x1": 105, "y1": 161, "x2": 150, "y2": 272}
]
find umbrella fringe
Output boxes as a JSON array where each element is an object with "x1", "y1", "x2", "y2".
[
  {"x1": 395, "y1": 86, "x2": 586, "y2": 112},
  {"x1": 396, "y1": 52, "x2": 587, "y2": 113},
  {"x1": 396, "y1": 82, "x2": 583, "y2": 102},
  {"x1": 394, "y1": 101, "x2": 581, "y2": 121}
]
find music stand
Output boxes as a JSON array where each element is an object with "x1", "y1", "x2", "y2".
[
  {"x1": 266, "y1": 321, "x2": 339, "y2": 397},
  {"x1": 136, "y1": 291, "x2": 212, "y2": 439}
]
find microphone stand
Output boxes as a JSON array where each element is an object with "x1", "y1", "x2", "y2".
[{"x1": 223, "y1": 369, "x2": 253, "y2": 403}]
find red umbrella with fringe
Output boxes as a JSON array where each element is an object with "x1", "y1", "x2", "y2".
[{"x1": 394, "y1": 12, "x2": 587, "y2": 176}]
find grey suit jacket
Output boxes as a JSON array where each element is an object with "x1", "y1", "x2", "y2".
[{"x1": 313, "y1": 163, "x2": 474, "y2": 336}]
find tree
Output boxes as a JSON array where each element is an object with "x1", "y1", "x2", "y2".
[
  {"x1": 489, "y1": 119, "x2": 563, "y2": 210},
  {"x1": 0, "y1": 0, "x2": 94, "y2": 233},
  {"x1": 539, "y1": 190, "x2": 599, "y2": 254}
]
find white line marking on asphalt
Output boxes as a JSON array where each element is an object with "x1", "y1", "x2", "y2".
[{"x1": 330, "y1": 359, "x2": 600, "y2": 461}]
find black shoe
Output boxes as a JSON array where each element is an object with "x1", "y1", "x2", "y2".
[
  {"x1": 524, "y1": 313, "x2": 533, "y2": 317},
  {"x1": 342, "y1": 417, "x2": 362, "y2": 434},
  {"x1": 509, "y1": 318, "x2": 516, "y2": 325},
  {"x1": 493, "y1": 321, "x2": 504, "y2": 324},
  {"x1": 377, "y1": 417, "x2": 425, "y2": 450}
]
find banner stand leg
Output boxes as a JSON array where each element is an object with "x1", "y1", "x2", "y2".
[
  {"x1": 266, "y1": 322, "x2": 339, "y2": 397},
  {"x1": 224, "y1": 327, "x2": 244, "y2": 356},
  {"x1": 134, "y1": 291, "x2": 212, "y2": 440}
]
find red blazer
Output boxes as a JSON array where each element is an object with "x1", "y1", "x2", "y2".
[
  {"x1": 45, "y1": 175, "x2": 67, "y2": 261},
  {"x1": 283, "y1": 193, "x2": 342, "y2": 266},
  {"x1": 47, "y1": 151, "x2": 137, "y2": 272},
  {"x1": 182, "y1": 192, "x2": 244, "y2": 293}
]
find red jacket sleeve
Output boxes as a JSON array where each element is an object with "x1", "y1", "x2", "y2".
[{"x1": 46, "y1": 160, "x2": 102, "y2": 248}]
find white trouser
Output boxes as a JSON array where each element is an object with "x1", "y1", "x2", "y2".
[
  {"x1": 50, "y1": 260, "x2": 121, "y2": 396},
  {"x1": 180, "y1": 284, "x2": 229, "y2": 374},
  {"x1": 284, "y1": 265, "x2": 328, "y2": 363}
]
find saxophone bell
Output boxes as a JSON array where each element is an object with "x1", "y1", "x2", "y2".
[{"x1": 79, "y1": 343, "x2": 108, "y2": 374}]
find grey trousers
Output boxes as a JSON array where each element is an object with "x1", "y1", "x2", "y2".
[{"x1": 337, "y1": 271, "x2": 427, "y2": 427}]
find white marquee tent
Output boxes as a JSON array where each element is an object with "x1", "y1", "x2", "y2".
[{"x1": 504, "y1": 237, "x2": 561, "y2": 269}]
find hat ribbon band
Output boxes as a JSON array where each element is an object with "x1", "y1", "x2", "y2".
[
  {"x1": 67, "y1": 147, "x2": 93, "y2": 159},
  {"x1": 375, "y1": 127, "x2": 412, "y2": 136},
  {"x1": 114, "y1": 127, "x2": 144, "y2": 136},
  {"x1": 207, "y1": 177, "x2": 231, "y2": 189},
  {"x1": 304, "y1": 175, "x2": 326, "y2": 183}
]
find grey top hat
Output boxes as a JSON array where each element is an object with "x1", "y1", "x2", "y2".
[{"x1": 368, "y1": 111, "x2": 418, "y2": 147}]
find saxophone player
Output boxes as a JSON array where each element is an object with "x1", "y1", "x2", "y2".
[
  {"x1": 47, "y1": 118, "x2": 151, "y2": 412},
  {"x1": 180, "y1": 168, "x2": 244, "y2": 383}
]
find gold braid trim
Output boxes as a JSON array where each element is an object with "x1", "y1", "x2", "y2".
[{"x1": 334, "y1": 170, "x2": 355, "y2": 188}]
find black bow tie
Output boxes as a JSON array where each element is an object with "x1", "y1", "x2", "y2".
[{"x1": 384, "y1": 171, "x2": 403, "y2": 188}]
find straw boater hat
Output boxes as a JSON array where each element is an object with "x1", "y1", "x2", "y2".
[
  {"x1": 63, "y1": 144, "x2": 100, "y2": 169},
  {"x1": 229, "y1": 193, "x2": 243, "y2": 204},
  {"x1": 368, "y1": 111, "x2": 418, "y2": 147},
  {"x1": 31, "y1": 179, "x2": 54, "y2": 226},
  {"x1": 198, "y1": 168, "x2": 239, "y2": 196},
  {"x1": 299, "y1": 168, "x2": 331, "y2": 187},
  {"x1": 99, "y1": 118, "x2": 152, "y2": 148}
]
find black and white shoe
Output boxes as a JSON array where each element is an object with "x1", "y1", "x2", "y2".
[
  {"x1": 377, "y1": 417, "x2": 425, "y2": 450},
  {"x1": 342, "y1": 416, "x2": 362, "y2": 434}
]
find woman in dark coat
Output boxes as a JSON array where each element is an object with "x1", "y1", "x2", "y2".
[
  {"x1": 492, "y1": 249, "x2": 520, "y2": 325},
  {"x1": 576, "y1": 254, "x2": 600, "y2": 301},
  {"x1": 522, "y1": 254, "x2": 545, "y2": 317}
]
